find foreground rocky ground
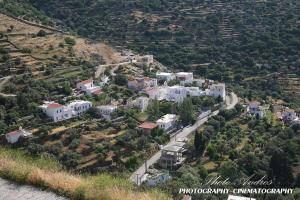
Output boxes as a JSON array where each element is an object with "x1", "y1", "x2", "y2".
[{"x1": 0, "y1": 178, "x2": 66, "y2": 200}]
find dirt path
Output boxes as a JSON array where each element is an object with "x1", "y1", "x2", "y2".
[{"x1": 0, "y1": 75, "x2": 16, "y2": 97}]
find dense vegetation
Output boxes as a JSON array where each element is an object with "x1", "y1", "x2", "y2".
[
  {"x1": 2, "y1": 0, "x2": 300, "y2": 104},
  {"x1": 10, "y1": 0, "x2": 299, "y2": 105},
  {"x1": 0, "y1": 146, "x2": 169, "y2": 200},
  {"x1": 157, "y1": 106, "x2": 300, "y2": 200},
  {"x1": 1, "y1": 1, "x2": 300, "y2": 199}
]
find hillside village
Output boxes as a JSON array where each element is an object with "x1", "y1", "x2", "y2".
[
  {"x1": 0, "y1": 13, "x2": 228, "y2": 176},
  {"x1": 1, "y1": 1, "x2": 300, "y2": 200}
]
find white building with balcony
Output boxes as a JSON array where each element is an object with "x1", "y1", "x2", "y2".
[
  {"x1": 156, "y1": 72, "x2": 175, "y2": 82},
  {"x1": 282, "y1": 107, "x2": 299, "y2": 123},
  {"x1": 143, "y1": 169, "x2": 171, "y2": 187},
  {"x1": 249, "y1": 101, "x2": 265, "y2": 119},
  {"x1": 143, "y1": 77, "x2": 158, "y2": 88},
  {"x1": 67, "y1": 100, "x2": 92, "y2": 117},
  {"x1": 127, "y1": 96, "x2": 149, "y2": 112},
  {"x1": 209, "y1": 83, "x2": 226, "y2": 101},
  {"x1": 160, "y1": 141, "x2": 186, "y2": 169},
  {"x1": 144, "y1": 87, "x2": 168, "y2": 101},
  {"x1": 76, "y1": 80, "x2": 102, "y2": 96},
  {"x1": 97, "y1": 105, "x2": 118, "y2": 120},
  {"x1": 6, "y1": 127, "x2": 32, "y2": 144},
  {"x1": 166, "y1": 86, "x2": 187, "y2": 102},
  {"x1": 156, "y1": 114, "x2": 177, "y2": 131},
  {"x1": 39, "y1": 102, "x2": 68, "y2": 122},
  {"x1": 139, "y1": 55, "x2": 154, "y2": 66},
  {"x1": 39, "y1": 100, "x2": 92, "y2": 122},
  {"x1": 176, "y1": 72, "x2": 194, "y2": 85}
]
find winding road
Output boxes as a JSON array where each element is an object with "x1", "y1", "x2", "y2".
[
  {"x1": 0, "y1": 76, "x2": 17, "y2": 97},
  {"x1": 0, "y1": 178, "x2": 66, "y2": 200},
  {"x1": 130, "y1": 92, "x2": 239, "y2": 184}
]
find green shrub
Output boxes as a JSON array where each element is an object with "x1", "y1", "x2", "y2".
[{"x1": 64, "y1": 37, "x2": 76, "y2": 46}]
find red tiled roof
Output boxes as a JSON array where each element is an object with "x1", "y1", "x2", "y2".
[
  {"x1": 80, "y1": 80, "x2": 93, "y2": 84},
  {"x1": 144, "y1": 87, "x2": 158, "y2": 93},
  {"x1": 92, "y1": 89, "x2": 102, "y2": 95},
  {"x1": 285, "y1": 108, "x2": 295, "y2": 112},
  {"x1": 47, "y1": 103, "x2": 63, "y2": 109},
  {"x1": 182, "y1": 195, "x2": 191, "y2": 200},
  {"x1": 6, "y1": 130, "x2": 20, "y2": 137},
  {"x1": 138, "y1": 122, "x2": 157, "y2": 129}
]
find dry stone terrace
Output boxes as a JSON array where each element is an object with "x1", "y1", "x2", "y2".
[{"x1": 0, "y1": 178, "x2": 67, "y2": 200}]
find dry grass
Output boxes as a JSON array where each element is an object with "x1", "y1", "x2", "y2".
[
  {"x1": 203, "y1": 161, "x2": 218, "y2": 171},
  {"x1": 0, "y1": 14, "x2": 48, "y2": 33},
  {"x1": 0, "y1": 146, "x2": 170, "y2": 200},
  {"x1": 73, "y1": 38, "x2": 124, "y2": 64}
]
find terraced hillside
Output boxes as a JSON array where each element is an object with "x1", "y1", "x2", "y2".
[
  {"x1": 23, "y1": 0, "x2": 299, "y2": 67},
  {"x1": 3, "y1": 0, "x2": 297, "y2": 105},
  {"x1": 0, "y1": 13, "x2": 124, "y2": 135},
  {"x1": 0, "y1": 13, "x2": 123, "y2": 77},
  {"x1": 0, "y1": 13, "x2": 164, "y2": 175}
]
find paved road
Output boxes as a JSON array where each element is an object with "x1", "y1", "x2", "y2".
[
  {"x1": 130, "y1": 92, "x2": 239, "y2": 184},
  {"x1": 0, "y1": 76, "x2": 17, "y2": 97},
  {"x1": 0, "y1": 178, "x2": 67, "y2": 200}
]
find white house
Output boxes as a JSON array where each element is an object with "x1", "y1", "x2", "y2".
[
  {"x1": 40, "y1": 100, "x2": 92, "y2": 122},
  {"x1": 156, "y1": 114, "x2": 177, "y2": 131},
  {"x1": 144, "y1": 87, "x2": 160, "y2": 99},
  {"x1": 127, "y1": 96, "x2": 149, "y2": 112},
  {"x1": 145, "y1": 86, "x2": 199, "y2": 102},
  {"x1": 139, "y1": 55, "x2": 154, "y2": 66},
  {"x1": 100, "y1": 75, "x2": 110, "y2": 86},
  {"x1": 6, "y1": 127, "x2": 32, "y2": 144},
  {"x1": 128, "y1": 78, "x2": 144, "y2": 91},
  {"x1": 249, "y1": 101, "x2": 265, "y2": 118},
  {"x1": 97, "y1": 105, "x2": 118, "y2": 120},
  {"x1": 144, "y1": 87, "x2": 168, "y2": 101},
  {"x1": 67, "y1": 100, "x2": 92, "y2": 117},
  {"x1": 39, "y1": 102, "x2": 67, "y2": 122},
  {"x1": 156, "y1": 72, "x2": 175, "y2": 82},
  {"x1": 282, "y1": 107, "x2": 299, "y2": 122},
  {"x1": 76, "y1": 80, "x2": 102, "y2": 96},
  {"x1": 128, "y1": 77, "x2": 157, "y2": 91},
  {"x1": 143, "y1": 77, "x2": 158, "y2": 88},
  {"x1": 76, "y1": 80, "x2": 94, "y2": 91},
  {"x1": 227, "y1": 195, "x2": 256, "y2": 200},
  {"x1": 144, "y1": 169, "x2": 171, "y2": 187},
  {"x1": 176, "y1": 72, "x2": 193, "y2": 85},
  {"x1": 166, "y1": 86, "x2": 187, "y2": 102},
  {"x1": 209, "y1": 83, "x2": 226, "y2": 101}
]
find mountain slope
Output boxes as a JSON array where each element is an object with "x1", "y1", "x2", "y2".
[{"x1": 16, "y1": 0, "x2": 300, "y2": 106}]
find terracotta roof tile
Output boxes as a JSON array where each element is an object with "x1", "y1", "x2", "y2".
[
  {"x1": 92, "y1": 89, "x2": 102, "y2": 95},
  {"x1": 6, "y1": 130, "x2": 20, "y2": 137},
  {"x1": 138, "y1": 122, "x2": 157, "y2": 129},
  {"x1": 80, "y1": 80, "x2": 93, "y2": 84},
  {"x1": 47, "y1": 103, "x2": 63, "y2": 109}
]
